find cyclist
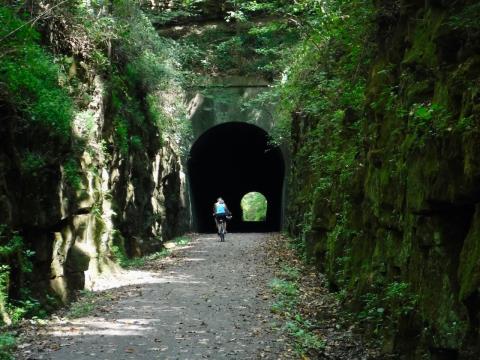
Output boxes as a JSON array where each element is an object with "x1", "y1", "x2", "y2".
[{"x1": 213, "y1": 197, "x2": 230, "y2": 234}]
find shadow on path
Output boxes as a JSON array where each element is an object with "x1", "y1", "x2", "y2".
[{"x1": 17, "y1": 233, "x2": 285, "y2": 359}]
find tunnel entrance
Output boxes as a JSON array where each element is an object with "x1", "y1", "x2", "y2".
[{"x1": 188, "y1": 122, "x2": 285, "y2": 233}]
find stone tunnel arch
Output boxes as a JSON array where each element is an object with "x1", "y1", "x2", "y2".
[{"x1": 188, "y1": 122, "x2": 285, "y2": 233}]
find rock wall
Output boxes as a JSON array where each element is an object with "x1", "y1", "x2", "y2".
[
  {"x1": 0, "y1": 2, "x2": 190, "y2": 308},
  {"x1": 0, "y1": 73, "x2": 189, "y2": 303},
  {"x1": 287, "y1": 1, "x2": 480, "y2": 358}
]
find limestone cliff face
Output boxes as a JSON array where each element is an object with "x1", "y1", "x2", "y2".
[
  {"x1": 0, "y1": 0, "x2": 192, "y2": 309},
  {"x1": 287, "y1": 1, "x2": 480, "y2": 357},
  {"x1": 0, "y1": 72, "x2": 189, "y2": 302}
]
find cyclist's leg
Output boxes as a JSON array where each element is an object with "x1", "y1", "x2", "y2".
[
  {"x1": 218, "y1": 216, "x2": 226, "y2": 234},
  {"x1": 219, "y1": 221, "x2": 224, "y2": 241}
]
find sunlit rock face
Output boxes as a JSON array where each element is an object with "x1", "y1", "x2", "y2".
[{"x1": 0, "y1": 75, "x2": 189, "y2": 303}]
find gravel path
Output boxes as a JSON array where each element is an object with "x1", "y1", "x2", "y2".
[{"x1": 17, "y1": 233, "x2": 286, "y2": 359}]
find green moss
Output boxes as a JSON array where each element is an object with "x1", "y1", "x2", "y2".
[
  {"x1": 93, "y1": 216, "x2": 106, "y2": 251},
  {"x1": 113, "y1": 116, "x2": 130, "y2": 156},
  {"x1": 448, "y1": 3, "x2": 480, "y2": 32},
  {"x1": 63, "y1": 158, "x2": 83, "y2": 190},
  {"x1": 403, "y1": 9, "x2": 446, "y2": 68},
  {"x1": 458, "y1": 206, "x2": 480, "y2": 301},
  {"x1": 20, "y1": 152, "x2": 46, "y2": 177},
  {"x1": 0, "y1": 6, "x2": 73, "y2": 140}
]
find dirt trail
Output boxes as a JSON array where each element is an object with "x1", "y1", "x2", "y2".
[{"x1": 17, "y1": 233, "x2": 287, "y2": 359}]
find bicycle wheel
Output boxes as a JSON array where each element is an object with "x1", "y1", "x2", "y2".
[{"x1": 220, "y1": 221, "x2": 225, "y2": 242}]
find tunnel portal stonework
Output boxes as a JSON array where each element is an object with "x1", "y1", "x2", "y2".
[{"x1": 187, "y1": 78, "x2": 287, "y2": 233}]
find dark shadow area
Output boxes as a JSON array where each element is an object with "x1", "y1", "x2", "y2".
[{"x1": 188, "y1": 122, "x2": 284, "y2": 232}]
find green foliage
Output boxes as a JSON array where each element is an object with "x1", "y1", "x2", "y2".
[
  {"x1": 9, "y1": 297, "x2": 44, "y2": 323},
  {"x1": 448, "y1": 3, "x2": 480, "y2": 33},
  {"x1": 113, "y1": 115, "x2": 130, "y2": 156},
  {"x1": 145, "y1": 92, "x2": 191, "y2": 153},
  {"x1": 270, "y1": 2, "x2": 375, "y2": 252},
  {"x1": 176, "y1": 19, "x2": 299, "y2": 79},
  {"x1": 101, "y1": 0, "x2": 190, "y2": 156},
  {"x1": 20, "y1": 152, "x2": 46, "y2": 176},
  {"x1": 145, "y1": 0, "x2": 204, "y2": 25},
  {"x1": 279, "y1": 265, "x2": 301, "y2": 282},
  {"x1": 0, "y1": 228, "x2": 34, "y2": 277},
  {"x1": 0, "y1": 6, "x2": 73, "y2": 139},
  {"x1": 457, "y1": 115, "x2": 475, "y2": 132},
  {"x1": 161, "y1": 0, "x2": 292, "y2": 76},
  {"x1": 67, "y1": 290, "x2": 96, "y2": 318},
  {"x1": 334, "y1": 249, "x2": 352, "y2": 288},
  {"x1": 270, "y1": 263, "x2": 325, "y2": 356},
  {"x1": 287, "y1": 236, "x2": 307, "y2": 262},
  {"x1": 0, "y1": 234, "x2": 22, "y2": 259},
  {"x1": 284, "y1": 315, "x2": 325, "y2": 355},
  {"x1": 146, "y1": 94, "x2": 167, "y2": 130},
  {"x1": 271, "y1": 278, "x2": 298, "y2": 298},
  {"x1": 110, "y1": 2, "x2": 181, "y2": 90},
  {"x1": 63, "y1": 158, "x2": 82, "y2": 190},
  {"x1": 130, "y1": 135, "x2": 143, "y2": 150},
  {"x1": 0, "y1": 332, "x2": 15, "y2": 360},
  {"x1": 241, "y1": 192, "x2": 267, "y2": 221},
  {"x1": 67, "y1": 289, "x2": 115, "y2": 319},
  {"x1": 357, "y1": 281, "x2": 418, "y2": 338},
  {"x1": 270, "y1": 278, "x2": 297, "y2": 315},
  {"x1": 0, "y1": 226, "x2": 42, "y2": 326},
  {"x1": 111, "y1": 235, "x2": 191, "y2": 268},
  {"x1": 64, "y1": 0, "x2": 190, "y2": 159},
  {"x1": 173, "y1": 236, "x2": 191, "y2": 246},
  {"x1": 408, "y1": 102, "x2": 452, "y2": 141},
  {"x1": 270, "y1": 0, "x2": 376, "y2": 281},
  {"x1": 0, "y1": 0, "x2": 193, "y2": 333}
]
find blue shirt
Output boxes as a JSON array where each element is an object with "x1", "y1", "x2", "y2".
[{"x1": 215, "y1": 203, "x2": 226, "y2": 214}]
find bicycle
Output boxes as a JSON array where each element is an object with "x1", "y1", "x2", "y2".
[{"x1": 217, "y1": 218, "x2": 226, "y2": 242}]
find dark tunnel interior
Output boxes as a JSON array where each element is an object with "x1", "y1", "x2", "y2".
[{"x1": 188, "y1": 122, "x2": 285, "y2": 233}]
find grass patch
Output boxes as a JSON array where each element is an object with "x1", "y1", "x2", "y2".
[
  {"x1": 67, "y1": 290, "x2": 97, "y2": 318},
  {"x1": 67, "y1": 290, "x2": 116, "y2": 319},
  {"x1": 279, "y1": 265, "x2": 301, "y2": 281},
  {"x1": 173, "y1": 236, "x2": 190, "y2": 246},
  {"x1": 269, "y1": 266, "x2": 325, "y2": 356},
  {"x1": 270, "y1": 277, "x2": 298, "y2": 315},
  {"x1": 118, "y1": 248, "x2": 171, "y2": 268},
  {"x1": 270, "y1": 278, "x2": 298, "y2": 298},
  {"x1": 113, "y1": 235, "x2": 192, "y2": 269},
  {"x1": 285, "y1": 315, "x2": 325, "y2": 355}
]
